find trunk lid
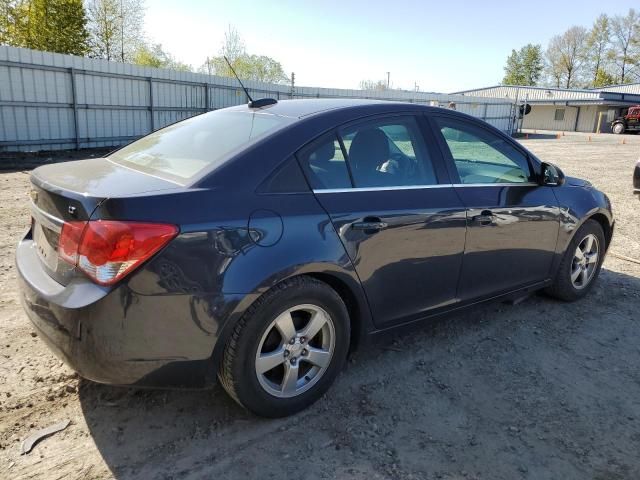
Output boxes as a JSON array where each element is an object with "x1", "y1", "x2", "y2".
[{"x1": 29, "y1": 158, "x2": 181, "y2": 285}]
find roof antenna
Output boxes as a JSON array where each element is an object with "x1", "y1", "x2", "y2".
[{"x1": 223, "y1": 56, "x2": 277, "y2": 109}]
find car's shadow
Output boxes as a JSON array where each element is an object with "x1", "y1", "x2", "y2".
[{"x1": 79, "y1": 266, "x2": 640, "y2": 479}]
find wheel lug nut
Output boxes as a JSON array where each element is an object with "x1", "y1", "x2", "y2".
[
  {"x1": 283, "y1": 350, "x2": 289, "y2": 357},
  {"x1": 289, "y1": 338, "x2": 295, "y2": 345},
  {"x1": 300, "y1": 337, "x2": 306, "y2": 344},
  {"x1": 290, "y1": 358, "x2": 297, "y2": 365},
  {"x1": 302, "y1": 349, "x2": 308, "y2": 356}
]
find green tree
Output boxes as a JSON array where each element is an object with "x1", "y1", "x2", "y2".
[
  {"x1": 586, "y1": 14, "x2": 612, "y2": 87},
  {"x1": 503, "y1": 49, "x2": 525, "y2": 84},
  {"x1": 2, "y1": 0, "x2": 89, "y2": 55},
  {"x1": 359, "y1": 79, "x2": 388, "y2": 90},
  {"x1": 593, "y1": 67, "x2": 616, "y2": 87},
  {"x1": 610, "y1": 8, "x2": 639, "y2": 83},
  {"x1": 0, "y1": 0, "x2": 11, "y2": 44},
  {"x1": 86, "y1": 0, "x2": 144, "y2": 61},
  {"x1": 201, "y1": 26, "x2": 289, "y2": 84},
  {"x1": 545, "y1": 26, "x2": 588, "y2": 88},
  {"x1": 132, "y1": 43, "x2": 191, "y2": 71},
  {"x1": 520, "y1": 44, "x2": 544, "y2": 85},
  {"x1": 502, "y1": 44, "x2": 543, "y2": 85}
]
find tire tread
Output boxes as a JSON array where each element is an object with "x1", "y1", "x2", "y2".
[
  {"x1": 218, "y1": 276, "x2": 342, "y2": 412},
  {"x1": 546, "y1": 219, "x2": 605, "y2": 302}
]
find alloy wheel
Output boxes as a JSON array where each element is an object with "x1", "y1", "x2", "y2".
[
  {"x1": 255, "y1": 304, "x2": 335, "y2": 398},
  {"x1": 571, "y1": 233, "x2": 599, "y2": 290}
]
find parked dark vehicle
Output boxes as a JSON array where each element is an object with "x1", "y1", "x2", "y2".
[
  {"x1": 611, "y1": 105, "x2": 640, "y2": 134},
  {"x1": 16, "y1": 99, "x2": 614, "y2": 417},
  {"x1": 634, "y1": 159, "x2": 640, "y2": 195}
]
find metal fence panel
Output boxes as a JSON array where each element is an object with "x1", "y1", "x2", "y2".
[{"x1": 0, "y1": 45, "x2": 515, "y2": 152}]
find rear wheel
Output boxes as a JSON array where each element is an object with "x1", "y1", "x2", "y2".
[
  {"x1": 218, "y1": 276, "x2": 350, "y2": 417},
  {"x1": 545, "y1": 220, "x2": 605, "y2": 301},
  {"x1": 612, "y1": 123, "x2": 625, "y2": 134}
]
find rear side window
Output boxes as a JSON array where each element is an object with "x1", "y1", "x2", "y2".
[
  {"x1": 342, "y1": 117, "x2": 437, "y2": 188},
  {"x1": 297, "y1": 135, "x2": 352, "y2": 190},
  {"x1": 298, "y1": 115, "x2": 438, "y2": 190},
  {"x1": 109, "y1": 110, "x2": 292, "y2": 184},
  {"x1": 434, "y1": 116, "x2": 532, "y2": 184}
]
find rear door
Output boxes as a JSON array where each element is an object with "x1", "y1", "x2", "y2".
[
  {"x1": 298, "y1": 114, "x2": 467, "y2": 328},
  {"x1": 430, "y1": 113, "x2": 560, "y2": 301}
]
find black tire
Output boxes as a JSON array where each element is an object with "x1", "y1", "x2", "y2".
[
  {"x1": 545, "y1": 219, "x2": 605, "y2": 302},
  {"x1": 612, "y1": 123, "x2": 624, "y2": 135},
  {"x1": 218, "y1": 276, "x2": 350, "y2": 418}
]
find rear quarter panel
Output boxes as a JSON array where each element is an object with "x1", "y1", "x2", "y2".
[{"x1": 92, "y1": 187, "x2": 372, "y2": 370}]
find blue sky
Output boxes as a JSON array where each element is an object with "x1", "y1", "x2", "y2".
[{"x1": 145, "y1": 0, "x2": 637, "y2": 93}]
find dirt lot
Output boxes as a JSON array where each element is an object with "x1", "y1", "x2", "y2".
[{"x1": 1, "y1": 134, "x2": 639, "y2": 480}]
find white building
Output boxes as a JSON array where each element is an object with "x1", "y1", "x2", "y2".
[{"x1": 452, "y1": 84, "x2": 640, "y2": 133}]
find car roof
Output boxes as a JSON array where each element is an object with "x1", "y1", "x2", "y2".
[{"x1": 225, "y1": 98, "x2": 432, "y2": 119}]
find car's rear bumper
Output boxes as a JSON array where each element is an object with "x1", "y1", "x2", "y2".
[{"x1": 16, "y1": 237, "x2": 243, "y2": 388}]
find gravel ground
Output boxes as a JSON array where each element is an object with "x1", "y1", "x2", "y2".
[{"x1": 1, "y1": 134, "x2": 639, "y2": 480}]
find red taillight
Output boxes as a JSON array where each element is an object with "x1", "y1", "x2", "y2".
[
  {"x1": 59, "y1": 221, "x2": 87, "y2": 264},
  {"x1": 58, "y1": 220, "x2": 178, "y2": 286}
]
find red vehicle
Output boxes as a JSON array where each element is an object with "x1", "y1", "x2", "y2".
[{"x1": 612, "y1": 106, "x2": 640, "y2": 134}]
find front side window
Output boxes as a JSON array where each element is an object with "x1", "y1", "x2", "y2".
[
  {"x1": 435, "y1": 117, "x2": 532, "y2": 184},
  {"x1": 340, "y1": 116, "x2": 437, "y2": 188},
  {"x1": 109, "y1": 110, "x2": 292, "y2": 183}
]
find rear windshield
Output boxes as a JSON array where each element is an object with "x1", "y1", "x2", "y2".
[{"x1": 108, "y1": 110, "x2": 291, "y2": 183}]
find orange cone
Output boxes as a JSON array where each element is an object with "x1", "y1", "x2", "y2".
[
  {"x1": 556, "y1": 133, "x2": 561, "y2": 139},
  {"x1": 622, "y1": 138, "x2": 626, "y2": 145},
  {"x1": 588, "y1": 136, "x2": 591, "y2": 142},
  {"x1": 525, "y1": 133, "x2": 529, "y2": 139}
]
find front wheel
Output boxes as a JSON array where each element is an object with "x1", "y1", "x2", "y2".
[
  {"x1": 218, "y1": 276, "x2": 350, "y2": 417},
  {"x1": 545, "y1": 219, "x2": 605, "y2": 301},
  {"x1": 612, "y1": 123, "x2": 625, "y2": 134}
]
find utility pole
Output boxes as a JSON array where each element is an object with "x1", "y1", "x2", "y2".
[
  {"x1": 120, "y1": 0, "x2": 125, "y2": 62},
  {"x1": 386, "y1": 72, "x2": 390, "y2": 89},
  {"x1": 290, "y1": 72, "x2": 295, "y2": 98}
]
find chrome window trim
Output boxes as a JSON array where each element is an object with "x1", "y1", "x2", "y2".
[
  {"x1": 313, "y1": 182, "x2": 540, "y2": 193},
  {"x1": 453, "y1": 182, "x2": 540, "y2": 188},
  {"x1": 313, "y1": 184, "x2": 452, "y2": 194}
]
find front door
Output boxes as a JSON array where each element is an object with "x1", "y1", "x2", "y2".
[
  {"x1": 430, "y1": 114, "x2": 560, "y2": 301},
  {"x1": 298, "y1": 114, "x2": 467, "y2": 328}
]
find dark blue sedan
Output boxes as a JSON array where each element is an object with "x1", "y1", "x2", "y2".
[{"x1": 16, "y1": 99, "x2": 614, "y2": 417}]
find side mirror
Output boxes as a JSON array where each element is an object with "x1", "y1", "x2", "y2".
[{"x1": 540, "y1": 162, "x2": 565, "y2": 186}]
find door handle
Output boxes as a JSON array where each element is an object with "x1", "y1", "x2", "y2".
[
  {"x1": 352, "y1": 218, "x2": 388, "y2": 232},
  {"x1": 473, "y1": 210, "x2": 496, "y2": 226}
]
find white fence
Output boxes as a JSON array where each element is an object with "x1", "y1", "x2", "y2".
[{"x1": 0, "y1": 46, "x2": 517, "y2": 152}]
